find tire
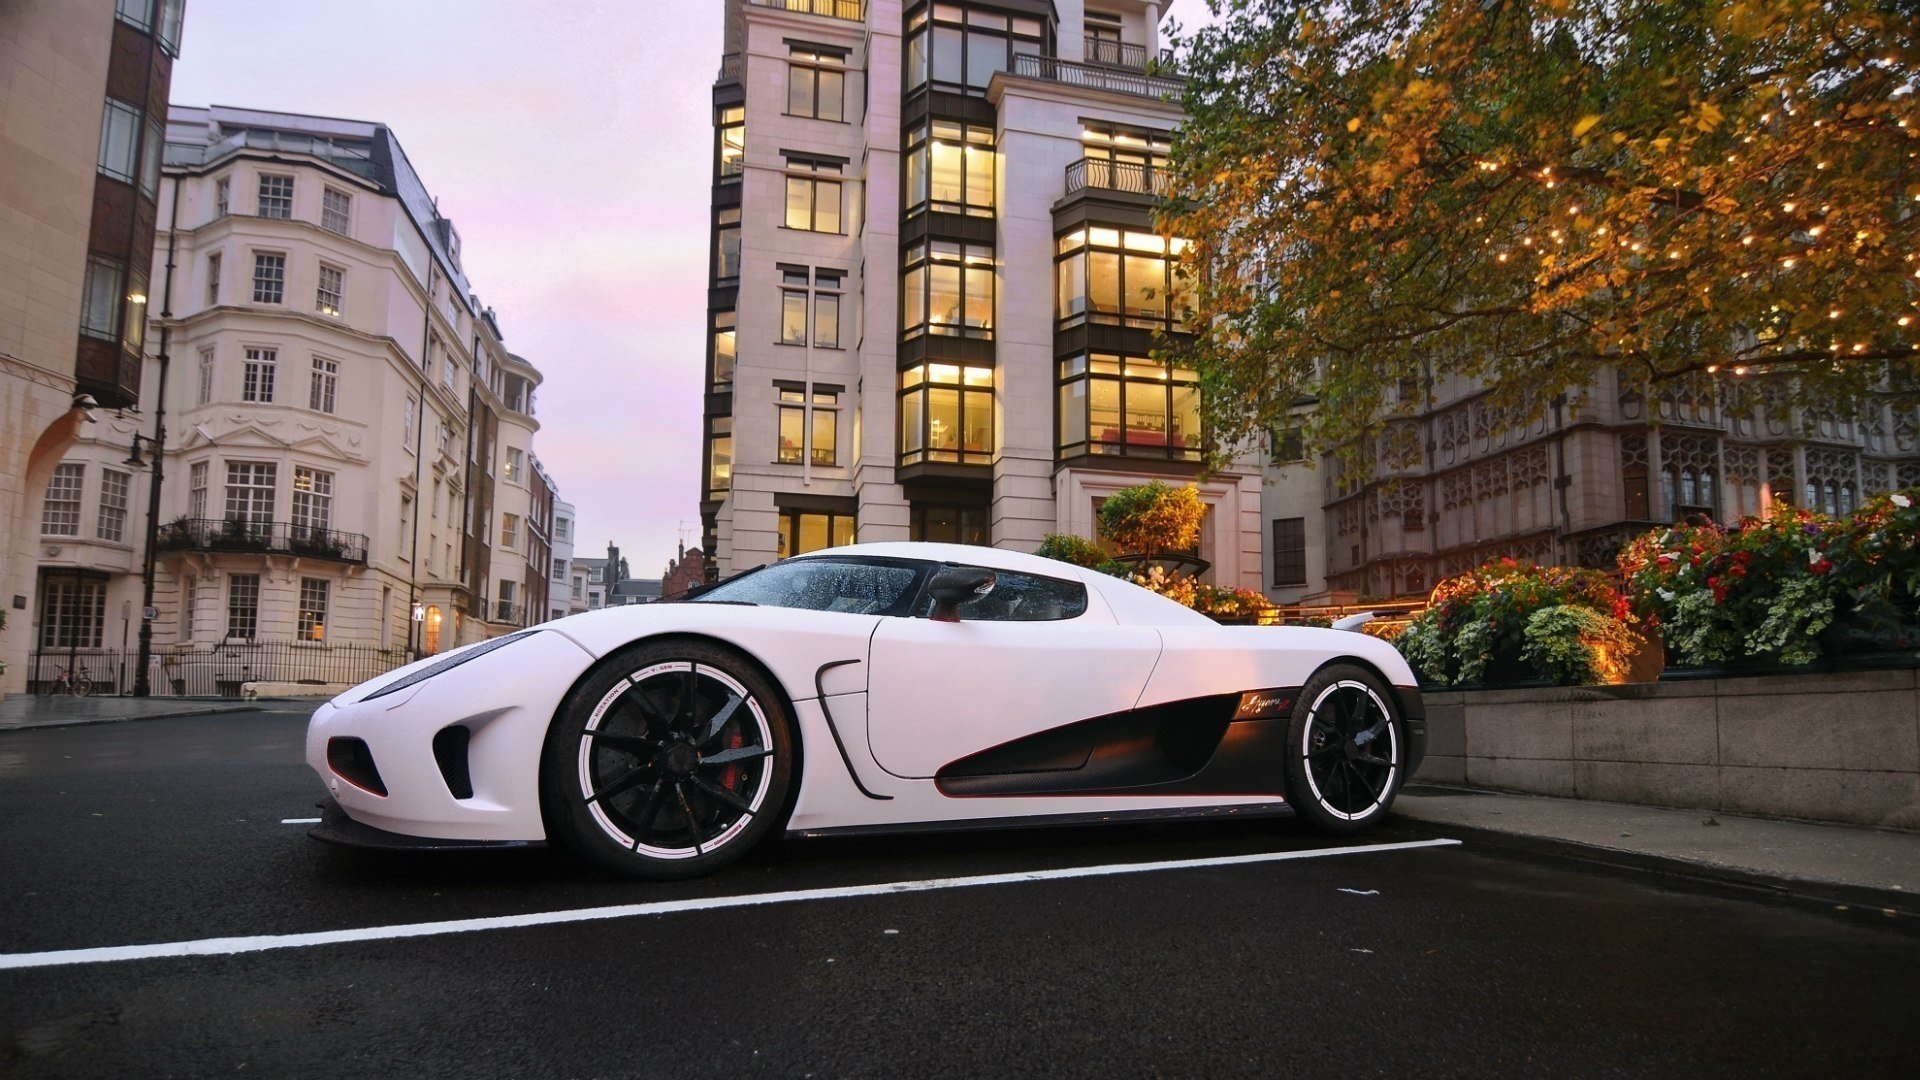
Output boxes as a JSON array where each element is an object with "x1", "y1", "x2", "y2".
[
  {"x1": 1281, "y1": 664, "x2": 1405, "y2": 835},
  {"x1": 74, "y1": 675, "x2": 91, "y2": 698},
  {"x1": 540, "y1": 640, "x2": 794, "y2": 880}
]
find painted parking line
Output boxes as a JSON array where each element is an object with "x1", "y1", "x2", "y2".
[
  {"x1": 280, "y1": 818, "x2": 321, "y2": 825},
  {"x1": 0, "y1": 838, "x2": 1459, "y2": 973}
]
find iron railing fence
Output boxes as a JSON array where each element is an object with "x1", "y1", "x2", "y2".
[
  {"x1": 491, "y1": 601, "x2": 527, "y2": 625},
  {"x1": 29, "y1": 640, "x2": 414, "y2": 697},
  {"x1": 1064, "y1": 157, "x2": 1171, "y2": 197},
  {"x1": 156, "y1": 517, "x2": 370, "y2": 564},
  {"x1": 1012, "y1": 53, "x2": 1184, "y2": 99}
]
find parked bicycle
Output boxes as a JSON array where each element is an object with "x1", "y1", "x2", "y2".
[{"x1": 55, "y1": 664, "x2": 93, "y2": 697}]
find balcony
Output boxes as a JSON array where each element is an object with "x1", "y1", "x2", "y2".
[
  {"x1": 1083, "y1": 37, "x2": 1176, "y2": 73},
  {"x1": 717, "y1": 52, "x2": 742, "y2": 85},
  {"x1": 155, "y1": 518, "x2": 370, "y2": 564},
  {"x1": 1009, "y1": 53, "x2": 1183, "y2": 101},
  {"x1": 164, "y1": 130, "x2": 376, "y2": 180},
  {"x1": 1065, "y1": 157, "x2": 1170, "y2": 198},
  {"x1": 745, "y1": 0, "x2": 864, "y2": 21},
  {"x1": 491, "y1": 601, "x2": 527, "y2": 625}
]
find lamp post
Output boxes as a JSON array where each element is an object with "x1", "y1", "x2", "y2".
[{"x1": 124, "y1": 429, "x2": 164, "y2": 697}]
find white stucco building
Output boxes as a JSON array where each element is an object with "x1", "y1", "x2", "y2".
[
  {"x1": 695, "y1": 0, "x2": 1263, "y2": 585},
  {"x1": 549, "y1": 495, "x2": 578, "y2": 621},
  {"x1": 20, "y1": 105, "x2": 564, "y2": 691}
]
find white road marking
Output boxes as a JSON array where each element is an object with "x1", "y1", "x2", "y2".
[
  {"x1": 280, "y1": 818, "x2": 321, "y2": 825},
  {"x1": 0, "y1": 837, "x2": 1461, "y2": 972}
]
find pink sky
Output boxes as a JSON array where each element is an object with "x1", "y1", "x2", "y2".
[
  {"x1": 169, "y1": 1, "x2": 1219, "y2": 576},
  {"x1": 169, "y1": 0, "x2": 722, "y2": 576}
]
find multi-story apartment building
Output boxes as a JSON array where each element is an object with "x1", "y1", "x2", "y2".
[
  {"x1": 1, "y1": 0, "x2": 184, "y2": 693},
  {"x1": 546, "y1": 487, "x2": 575, "y2": 622},
  {"x1": 17, "y1": 104, "x2": 560, "y2": 689},
  {"x1": 1263, "y1": 371, "x2": 1920, "y2": 603},
  {"x1": 695, "y1": 0, "x2": 1263, "y2": 585}
]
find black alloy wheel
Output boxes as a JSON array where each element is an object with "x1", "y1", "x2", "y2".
[
  {"x1": 541, "y1": 640, "x2": 793, "y2": 879},
  {"x1": 1281, "y1": 664, "x2": 1405, "y2": 835}
]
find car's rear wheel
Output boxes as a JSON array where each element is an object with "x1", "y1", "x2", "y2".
[
  {"x1": 541, "y1": 640, "x2": 793, "y2": 880},
  {"x1": 1281, "y1": 664, "x2": 1405, "y2": 835}
]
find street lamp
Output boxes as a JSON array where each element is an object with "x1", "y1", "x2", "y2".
[{"x1": 124, "y1": 430, "x2": 165, "y2": 696}]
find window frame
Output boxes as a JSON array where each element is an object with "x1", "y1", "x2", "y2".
[
  {"x1": 226, "y1": 573, "x2": 261, "y2": 642},
  {"x1": 41, "y1": 462, "x2": 85, "y2": 537},
  {"x1": 96, "y1": 468, "x2": 130, "y2": 543},
  {"x1": 297, "y1": 577, "x2": 330, "y2": 642},
  {"x1": 79, "y1": 257, "x2": 125, "y2": 341},
  {"x1": 1056, "y1": 351, "x2": 1204, "y2": 462},
  {"x1": 901, "y1": 239, "x2": 994, "y2": 339},
  {"x1": 251, "y1": 251, "x2": 286, "y2": 304},
  {"x1": 292, "y1": 466, "x2": 333, "y2": 537},
  {"x1": 898, "y1": 361, "x2": 994, "y2": 466},
  {"x1": 904, "y1": 119, "x2": 995, "y2": 218},
  {"x1": 1272, "y1": 517, "x2": 1308, "y2": 588},
  {"x1": 257, "y1": 174, "x2": 294, "y2": 219},
  {"x1": 907, "y1": 3, "x2": 1048, "y2": 95},
  {"x1": 242, "y1": 346, "x2": 278, "y2": 404},
  {"x1": 1054, "y1": 226, "x2": 1192, "y2": 333},
  {"x1": 321, "y1": 187, "x2": 352, "y2": 235},
  {"x1": 309, "y1": 355, "x2": 338, "y2": 413},
  {"x1": 783, "y1": 159, "x2": 844, "y2": 234},
  {"x1": 316, "y1": 263, "x2": 345, "y2": 317},
  {"x1": 97, "y1": 98, "x2": 141, "y2": 184},
  {"x1": 787, "y1": 46, "x2": 848, "y2": 122}
]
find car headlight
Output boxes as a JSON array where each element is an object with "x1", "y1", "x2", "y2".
[{"x1": 363, "y1": 630, "x2": 541, "y2": 701}]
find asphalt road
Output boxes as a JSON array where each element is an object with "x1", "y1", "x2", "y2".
[{"x1": 1, "y1": 708, "x2": 1916, "y2": 1079}]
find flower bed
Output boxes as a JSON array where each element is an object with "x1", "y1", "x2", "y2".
[
  {"x1": 1620, "y1": 491, "x2": 1920, "y2": 669},
  {"x1": 1397, "y1": 559, "x2": 1639, "y2": 687}
]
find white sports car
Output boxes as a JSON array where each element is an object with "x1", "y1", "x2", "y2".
[{"x1": 307, "y1": 542, "x2": 1428, "y2": 879}]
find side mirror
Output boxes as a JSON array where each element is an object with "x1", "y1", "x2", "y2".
[{"x1": 927, "y1": 566, "x2": 996, "y2": 623}]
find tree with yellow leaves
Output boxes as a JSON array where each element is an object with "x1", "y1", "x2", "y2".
[{"x1": 1163, "y1": 0, "x2": 1919, "y2": 464}]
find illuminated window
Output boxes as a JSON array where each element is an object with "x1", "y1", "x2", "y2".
[
  {"x1": 777, "y1": 387, "x2": 839, "y2": 466},
  {"x1": 1055, "y1": 227, "x2": 1192, "y2": 332},
  {"x1": 707, "y1": 416, "x2": 732, "y2": 494},
  {"x1": 784, "y1": 158, "x2": 843, "y2": 233},
  {"x1": 902, "y1": 240, "x2": 993, "y2": 338},
  {"x1": 776, "y1": 511, "x2": 854, "y2": 559},
  {"x1": 899, "y1": 363, "x2": 993, "y2": 466},
  {"x1": 298, "y1": 578, "x2": 329, "y2": 642},
  {"x1": 711, "y1": 309, "x2": 736, "y2": 388},
  {"x1": 715, "y1": 105, "x2": 745, "y2": 181},
  {"x1": 904, "y1": 120, "x2": 994, "y2": 217},
  {"x1": 1057, "y1": 352, "x2": 1203, "y2": 461}
]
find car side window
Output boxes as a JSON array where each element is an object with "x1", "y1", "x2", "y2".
[{"x1": 915, "y1": 565, "x2": 1089, "y2": 622}]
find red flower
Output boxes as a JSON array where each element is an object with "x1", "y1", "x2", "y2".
[{"x1": 1812, "y1": 559, "x2": 1833, "y2": 575}]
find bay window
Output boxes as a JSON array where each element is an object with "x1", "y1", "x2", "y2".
[
  {"x1": 1057, "y1": 353, "x2": 1202, "y2": 461},
  {"x1": 906, "y1": 3, "x2": 1046, "y2": 94},
  {"x1": 1056, "y1": 227, "x2": 1193, "y2": 332},
  {"x1": 899, "y1": 362, "x2": 993, "y2": 466},
  {"x1": 904, "y1": 120, "x2": 994, "y2": 217},
  {"x1": 902, "y1": 240, "x2": 993, "y2": 338}
]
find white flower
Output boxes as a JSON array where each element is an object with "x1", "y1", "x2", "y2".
[
  {"x1": 1808, "y1": 547, "x2": 1823, "y2": 564},
  {"x1": 1893, "y1": 493, "x2": 1912, "y2": 508},
  {"x1": 1657, "y1": 588, "x2": 1675, "y2": 601}
]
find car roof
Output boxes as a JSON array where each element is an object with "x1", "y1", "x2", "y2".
[{"x1": 794, "y1": 541, "x2": 1216, "y2": 627}]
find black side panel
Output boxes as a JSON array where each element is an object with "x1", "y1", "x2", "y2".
[{"x1": 936, "y1": 691, "x2": 1300, "y2": 798}]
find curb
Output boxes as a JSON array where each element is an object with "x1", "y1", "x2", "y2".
[
  {"x1": 1395, "y1": 813, "x2": 1920, "y2": 926},
  {"x1": 0, "y1": 704, "x2": 264, "y2": 732}
]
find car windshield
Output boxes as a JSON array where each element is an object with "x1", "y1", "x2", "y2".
[{"x1": 685, "y1": 556, "x2": 928, "y2": 615}]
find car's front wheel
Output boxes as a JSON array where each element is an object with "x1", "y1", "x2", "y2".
[
  {"x1": 1281, "y1": 664, "x2": 1406, "y2": 834},
  {"x1": 541, "y1": 640, "x2": 793, "y2": 879}
]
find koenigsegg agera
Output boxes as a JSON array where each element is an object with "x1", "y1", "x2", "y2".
[{"x1": 306, "y1": 542, "x2": 1427, "y2": 878}]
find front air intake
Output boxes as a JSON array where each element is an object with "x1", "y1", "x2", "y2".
[
  {"x1": 326, "y1": 737, "x2": 388, "y2": 796},
  {"x1": 432, "y1": 724, "x2": 475, "y2": 800}
]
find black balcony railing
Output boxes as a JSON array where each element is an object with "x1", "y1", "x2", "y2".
[
  {"x1": 1010, "y1": 53, "x2": 1183, "y2": 100},
  {"x1": 155, "y1": 517, "x2": 370, "y2": 564},
  {"x1": 1065, "y1": 157, "x2": 1170, "y2": 197},
  {"x1": 717, "y1": 52, "x2": 742, "y2": 84},
  {"x1": 491, "y1": 601, "x2": 527, "y2": 625},
  {"x1": 746, "y1": 0, "x2": 864, "y2": 21},
  {"x1": 1085, "y1": 36, "x2": 1150, "y2": 70}
]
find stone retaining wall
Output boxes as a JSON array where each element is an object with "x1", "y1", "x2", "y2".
[{"x1": 1413, "y1": 669, "x2": 1920, "y2": 831}]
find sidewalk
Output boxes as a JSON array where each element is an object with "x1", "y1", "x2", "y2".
[
  {"x1": 0, "y1": 693, "x2": 260, "y2": 731},
  {"x1": 1397, "y1": 785, "x2": 1920, "y2": 917}
]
